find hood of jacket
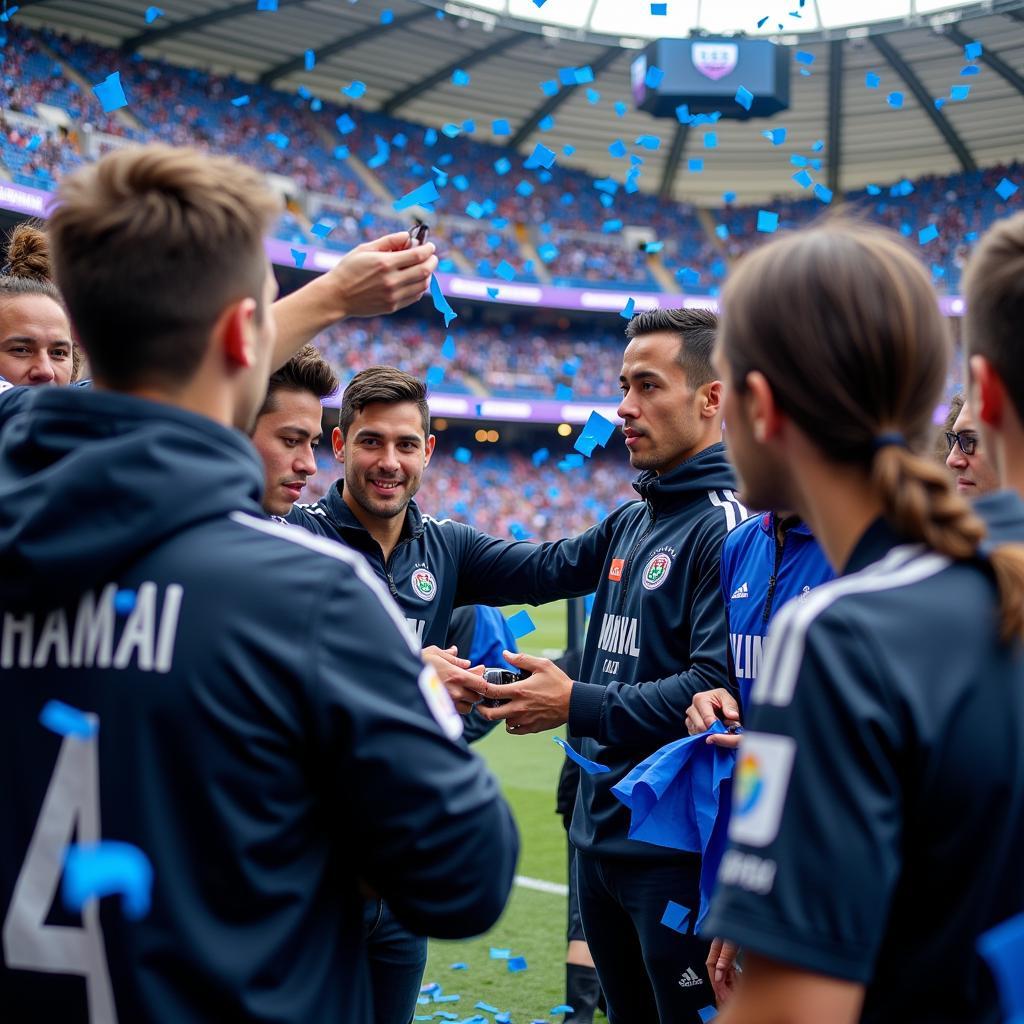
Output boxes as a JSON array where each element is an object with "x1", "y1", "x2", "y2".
[
  {"x1": 0, "y1": 386, "x2": 264, "y2": 603},
  {"x1": 632, "y1": 440, "x2": 737, "y2": 511}
]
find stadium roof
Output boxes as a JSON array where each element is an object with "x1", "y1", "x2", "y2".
[{"x1": 14, "y1": 0, "x2": 1024, "y2": 203}]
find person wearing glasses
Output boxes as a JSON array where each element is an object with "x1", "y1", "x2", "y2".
[{"x1": 945, "y1": 398, "x2": 999, "y2": 497}]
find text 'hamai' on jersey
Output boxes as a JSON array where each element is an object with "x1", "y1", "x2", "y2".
[{"x1": 0, "y1": 582, "x2": 183, "y2": 672}]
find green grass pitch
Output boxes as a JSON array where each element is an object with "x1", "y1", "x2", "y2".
[{"x1": 419, "y1": 600, "x2": 602, "y2": 1021}]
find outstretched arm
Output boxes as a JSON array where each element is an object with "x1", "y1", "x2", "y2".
[{"x1": 271, "y1": 232, "x2": 437, "y2": 370}]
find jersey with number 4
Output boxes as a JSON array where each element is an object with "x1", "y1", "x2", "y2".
[{"x1": 0, "y1": 385, "x2": 518, "y2": 1024}]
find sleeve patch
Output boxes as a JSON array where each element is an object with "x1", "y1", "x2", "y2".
[
  {"x1": 418, "y1": 665, "x2": 464, "y2": 741},
  {"x1": 729, "y1": 732, "x2": 796, "y2": 847}
]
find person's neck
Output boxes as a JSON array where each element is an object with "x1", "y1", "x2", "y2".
[
  {"x1": 654, "y1": 428, "x2": 721, "y2": 476},
  {"x1": 98, "y1": 378, "x2": 235, "y2": 429},
  {"x1": 999, "y1": 441, "x2": 1024, "y2": 502},
  {"x1": 341, "y1": 482, "x2": 405, "y2": 561},
  {"x1": 790, "y1": 457, "x2": 884, "y2": 573}
]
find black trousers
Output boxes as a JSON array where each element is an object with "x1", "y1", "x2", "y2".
[{"x1": 575, "y1": 851, "x2": 713, "y2": 1024}]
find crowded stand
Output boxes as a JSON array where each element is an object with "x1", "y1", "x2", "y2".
[
  {"x1": 312, "y1": 310, "x2": 625, "y2": 399},
  {"x1": 2, "y1": 22, "x2": 1021, "y2": 298}
]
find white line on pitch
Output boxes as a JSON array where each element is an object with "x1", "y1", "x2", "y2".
[{"x1": 514, "y1": 875, "x2": 569, "y2": 896}]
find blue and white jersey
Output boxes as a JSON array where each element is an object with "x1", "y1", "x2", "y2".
[{"x1": 719, "y1": 512, "x2": 834, "y2": 708}]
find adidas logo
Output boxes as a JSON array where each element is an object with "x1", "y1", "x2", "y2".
[
  {"x1": 731, "y1": 582, "x2": 749, "y2": 599},
  {"x1": 678, "y1": 967, "x2": 704, "y2": 988}
]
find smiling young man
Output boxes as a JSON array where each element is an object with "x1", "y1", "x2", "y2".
[{"x1": 251, "y1": 344, "x2": 338, "y2": 517}]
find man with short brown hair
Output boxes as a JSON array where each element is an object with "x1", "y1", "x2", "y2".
[
  {"x1": 0, "y1": 144, "x2": 518, "y2": 1024},
  {"x1": 252, "y1": 344, "x2": 338, "y2": 517}
]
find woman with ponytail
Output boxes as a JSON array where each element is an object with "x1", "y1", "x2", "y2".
[
  {"x1": 703, "y1": 221, "x2": 1024, "y2": 1024},
  {"x1": 0, "y1": 221, "x2": 76, "y2": 388}
]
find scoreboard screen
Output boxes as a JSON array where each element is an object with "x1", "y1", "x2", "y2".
[{"x1": 632, "y1": 38, "x2": 791, "y2": 119}]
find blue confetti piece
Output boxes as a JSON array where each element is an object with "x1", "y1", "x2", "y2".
[
  {"x1": 757, "y1": 15, "x2": 769, "y2": 27},
  {"x1": 394, "y1": 180, "x2": 440, "y2": 211},
  {"x1": 310, "y1": 98, "x2": 322, "y2": 111},
  {"x1": 425, "y1": 365, "x2": 445, "y2": 388},
  {"x1": 792, "y1": 169, "x2": 812, "y2": 188},
  {"x1": 961, "y1": 64, "x2": 980, "y2": 76},
  {"x1": 688, "y1": 158, "x2": 703, "y2": 173},
  {"x1": 144, "y1": 6, "x2": 163, "y2": 23},
  {"x1": 63, "y1": 841, "x2": 153, "y2": 920},
  {"x1": 715, "y1": 224, "x2": 729, "y2": 240},
  {"x1": 296, "y1": 85, "x2": 312, "y2": 100},
  {"x1": 506, "y1": 610, "x2": 536, "y2": 639},
  {"x1": 551, "y1": 1007, "x2": 574, "y2": 1016},
  {"x1": 525, "y1": 143, "x2": 557, "y2": 169},
  {"x1": 509, "y1": 523, "x2": 532, "y2": 541},
  {"x1": 465, "y1": 201, "x2": 486, "y2": 219},
  {"x1": 699, "y1": 1007, "x2": 718, "y2": 1022},
  {"x1": 964, "y1": 40, "x2": 983, "y2": 60},
  {"x1": 813, "y1": 183, "x2": 833, "y2": 204},
  {"x1": 540, "y1": 79, "x2": 559, "y2": 97},
  {"x1": 661, "y1": 900, "x2": 691, "y2": 933},
  {"x1": 310, "y1": 222, "x2": 333, "y2": 239},
  {"x1": 582, "y1": 410, "x2": 616, "y2": 445},
  {"x1": 645, "y1": 65, "x2": 664, "y2": 88},
  {"x1": 342, "y1": 80, "x2": 366, "y2": 99},
  {"x1": 811, "y1": 139, "x2": 825, "y2": 152},
  {"x1": 602, "y1": 219, "x2": 623, "y2": 233},
  {"x1": 495, "y1": 260, "x2": 516, "y2": 281},
  {"x1": 39, "y1": 700, "x2": 97, "y2": 739},
  {"x1": 608, "y1": 139, "x2": 627, "y2": 159},
  {"x1": 978, "y1": 913, "x2": 1024, "y2": 1022},
  {"x1": 450, "y1": 962, "x2": 468, "y2": 970},
  {"x1": 795, "y1": 50, "x2": 815, "y2": 64},
  {"x1": 722, "y1": 190, "x2": 736, "y2": 203},
  {"x1": 333, "y1": 145, "x2": 349, "y2": 160},
  {"x1": 996, "y1": 178, "x2": 1019, "y2": 201},
  {"x1": 476, "y1": 1002, "x2": 500, "y2": 1013},
  {"x1": 441, "y1": 335, "x2": 456, "y2": 359},
  {"x1": 676, "y1": 267, "x2": 701, "y2": 286},
  {"x1": 336, "y1": 113, "x2": 355, "y2": 135},
  {"x1": 493, "y1": 157, "x2": 512, "y2": 176},
  {"x1": 614, "y1": 101, "x2": 627, "y2": 117},
  {"x1": 491, "y1": 119, "x2": 511, "y2": 138},
  {"x1": 453, "y1": 447, "x2": 472, "y2": 465},
  {"x1": 575, "y1": 434, "x2": 598, "y2": 458},
  {"x1": 735, "y1": 85, "x2": 753, "y2": 110},
  {"x1": 865, "y1": 71, "x2": 880, "y2": 88},
  {"x1": 951, "y1": 85, "x2": 970, "y2": 101},
  {"x1": 516, "y1": 180, "x2": 534, "y2": 197},
  {"x1": 651, "y1": 1, "x2": 667, "y2": 12},
  {"x1": 532, "y1": 448, "x2": 550, "y2": 467},
  {"x1": 452, "y1": 68, "x2": 470, "y2": 86},
  {"x1": 230, "y1": 94, "x2": 250, "y2": 106},
  {"x1": 757, "y1": 210, "x2": 779, "y2": 233},
  {"x1": 507, "y1": 957, "x2": 528, "y2": 973},
  {"x1": 91, "y1": 71, "x2": 128, "y2": 113},
  {"x1": 266, "y1": 131, "x2": 289, "y2": 149},
  {"x1": 496, "y1": 1014, "x2": 512, "y2": 1024},
  {"x1": 429, "y1": 276, "x2": 458, "y2": 328},
  {"x1": 644, "y1": 241, "x2": 664, "y2": 253},
  {"x1": 291, "y1": 249, "x2": 306, "y2": 269},
  {"x1": 304, "y1": 48, "x2": 315, "y2": 70},
  {"x1": 919, "y1": 224, "x2": 939, "y2": 245},
  {"x1": 256, "y1": 0, "x2": 277, "y2": 9},
  {"x1": 490, "y1": 948, "x2": 511, "y2": 959},
  {"x1": 675, "y1": 103, "x2": 691, "y2": 124},
  {"x1": 537, "y1": 242, "x2": 559, "y2": 262},
  {"x1": 762, "y1": 127, "x2": 786, "y2": 145},
  {"x1": 113, "y1": 588, "x2": 136, "y2": 614},
  {"x1": 702, "y1": 131, "x2": 718, "y2": 149},
  {"x1": 635, "y1": 135, "x2": 661, "y2": 150},
  {"x1": 554, "y1": 736, "x2": 610, "y2": 774},
  {"x1": 555, "y1": 384, "x2": 574, "y2": 400},
  {"x1": 887, "y1": 91, "x2": 904, "y2": 108},
  {"x1": 486, "y1": 287, "x2": 499, "y2": 299},
  {"x1": 380, "y1": 8, "x2": 393, "y2": 23}
]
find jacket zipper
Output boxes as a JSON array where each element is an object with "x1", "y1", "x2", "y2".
[
  {"x1": 762, "y1": 523, "x2": 787, "y2": 624},
  {"x1": 618, "y1": 503, "x2": 658, "y2": 611},
  {"x1": 384, "y1": 536, "x2": 416, "y2": 597}
]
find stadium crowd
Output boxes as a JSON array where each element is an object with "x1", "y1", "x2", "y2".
[{"x1": 2, "y1": 21, "x2": 1020, "y2": 301}]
